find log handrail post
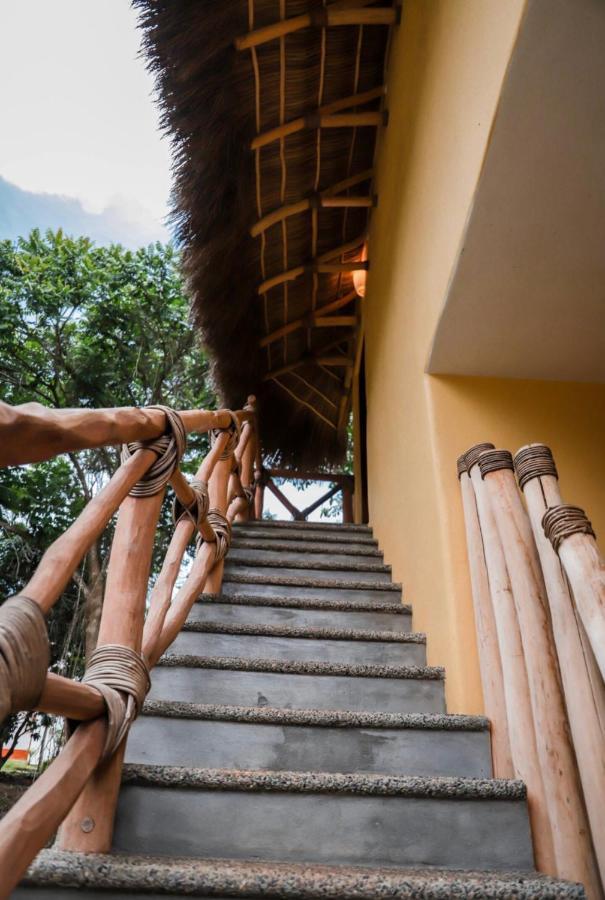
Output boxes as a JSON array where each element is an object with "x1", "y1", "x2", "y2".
[
  {"x1": 514, "y1": 445, "x2": 605, "y2": 887},
  {"x1": 479, "y1": 451, "x2": 601, "y2": 895},
  {"x1": 56, "y1": 488, "x2": 165, "y2": 852}
]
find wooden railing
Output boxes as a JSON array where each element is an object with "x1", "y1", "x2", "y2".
[
  {"x1": 458, "y1": 443, "x2": 605, "y2": 899},
  {"x1": 259, "y1": 467, "x2": 354, "y2": 523},
  {"x1": 0, "y1": 397, "x2": 261, "y2": 896}
]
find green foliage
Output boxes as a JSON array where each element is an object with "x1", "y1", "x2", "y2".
[{"x1": 0, "y1": 230, "x2": 217, "y2": 765}]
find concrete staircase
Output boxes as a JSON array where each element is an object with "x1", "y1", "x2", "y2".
[{"x1": 17, "y1": 521, "x2": 584, "y2": 898}]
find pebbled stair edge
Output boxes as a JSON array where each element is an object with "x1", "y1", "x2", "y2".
[
  {"x1": 233, "y1": 520, "x2": 372, "y2": 533},
  {"x1": 222, "y1": 572, "x2": 402, "y2": 591},
  {"x1": 23, "y1": 851, "x2": 586, "y2": 898},
  {"x1": 157, "y1": 654, "x2": 444, "y2": 680},
  {"x1": 182, "y1": 620, "x2": 425, "y2": 643},
  {"x1": 225, "y1": 556, "x2": 391, "y2": 574},
  {"x1": 141, "y1": 700, "x2": 488, "y2": 731},
  {"x1": 197, "y1": 593, "x2": 411, "y2": 614},
  {"x1": 120, "y1": 765, "x2": 526, "y2": 800},
  {"x1": 231, "y1": 538, "x2": 383, "y2": 556}
]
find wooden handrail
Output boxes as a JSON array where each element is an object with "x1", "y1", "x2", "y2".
[
  {"x1": 262, "y1": 468, "x2": 354, "y2": 523},
  {"x1": 0, "y1": 397, "x2": 261, "y2": 894}
]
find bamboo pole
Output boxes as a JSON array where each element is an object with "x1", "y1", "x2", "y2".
[
  {"x1": 36, "y1": 673, "x2": 105, "y2": 721},
  {"x1": 260, "y1": 291, "x2": 357, "y2": 347},
  {"x1": 57, "y1": 488, "x2": 164, "y2": 853},
  {"x1": 258, "y1": 260, "x2": 366, "y2": 295},
  {"x1": 457, "y1": 449, "x2": 513, "y2": 779},
  {"x1": 23, "y1": 448, "x2": 157, "y2": 615},
  {"x1": 236, "y1": 8, "x2": 396, "y2": 51},
  {"x1": 202, "y1": 455, "x2": 233, "y2": 596},
  {"x1": 0, "y1": 717, "x2": 107, "y2": 897},
  {"x1": 514, "y1": 444, "x2": 605, "y2": 888},
  {"x1": 0, "y1": 401, "x2": 232, "y2": 467},
  {"x1": 480, "y1": 452, "x2": 601, "y2": 894},
  {"x1": 466, "y1": 454, "x2": 554, "y2": 873}
]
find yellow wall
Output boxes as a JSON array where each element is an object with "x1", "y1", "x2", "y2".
[{"x1": 363, "y1": 0, "x2": 605, "y2": 713}]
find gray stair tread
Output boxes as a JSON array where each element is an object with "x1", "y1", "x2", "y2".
[
  {"x1": 224, "y1": 565, "x2": 393, "y2": 585},
  {"x1": 149, "y1": 663, "x2": 445, "y2": 714},
  {"x1": 234, "y1": 520, "x2": 372, "y2": 533},
  {"x1": 114, "y1": 767, "x2": 532, "y2": 871},
  {"x1": 182, "y1": 621, "x2": 422, "y2": 641},
  {"x1": 231, "y1": 527, "x2": 377, "y2": 545},
  {"x1": 221, "y1": 581, "x2": 402, "y2": 604},
  {"x1": 126, "y1": 706, "x2": 491, "y2": 776},
  {"x1": 226, "y1": 552, "x2": 390, "y2": 573},
  {"x1": 189, "y1": 600, "x2": 412, "y2": 632},
  {"x1": 230, "y1": 540, "x2": 383, "y2": 558},
  {"x1": 20, "y1": 851, "x2": 585, "y2": 898},
  {"x1": 169, "y1": 630, "x2": 426, "y2": 666}
]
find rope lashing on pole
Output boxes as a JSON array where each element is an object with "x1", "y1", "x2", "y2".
[
  {"x1": 463, "y1": 442, "x2": 495, "y2": 474},
  {"x1": 197, "y1": 509, "x2": 232, "y2": 562},
  {"x1": 0, "y1": 596, "x2": 50, "y2": 725},
  {"x1": 172, "y1": 479, "x2": 210, "y2": 528},
  {"x1": 80, "y1": 644, "x2": 150, "y2": 759},
  {"x1": 542, "y1": 505, "x2": 596, "y2": 554},
  {"x1": 513, "y1": 444, "x2": 558, "y2": 490},
  {"x1": 477, "y1": 449, "x2": 514, "y2": 479},
  {"x1": 121, "y1": 405, "x2": 187, "y2": 496},
  {"x1": 210, "y1": 410, "x2": 241, "y2": 459}
]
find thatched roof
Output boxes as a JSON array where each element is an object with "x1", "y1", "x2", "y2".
[{"x1": 135, "y1": 0, "x2": 395, "y2": 466}]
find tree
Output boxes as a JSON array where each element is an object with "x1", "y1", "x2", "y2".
[{"x1": 0, "y1": 230, "x2": 217, "y2": 767}]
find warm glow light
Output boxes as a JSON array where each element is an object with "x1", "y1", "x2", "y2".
[{"x1": 353, "y1": 242, "x2": 368, "y2": 297}]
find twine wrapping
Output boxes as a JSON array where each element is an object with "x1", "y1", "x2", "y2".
[
  {"x1": 82, "y1": 644, "x2": 150, "y2": 758},
  {"x1": 196, "y1": 508, "x2": 232, "y2": 562},
  {"x1": 243, "y1": 485, "x2": 255, "y2": 507},
  {"x1": 463, "y1": 442, "x2": 495, "y2": 474},
  {"x1": 478, "y1": 449, "x2": 514, "y2": 479},
  {"x1": 210, "y1": 411, "x2": 241, "y2": 460},
  {"x1": 121, "y1": 405, "x2": 186, "y2": 497},
  {"x1": 0, "y1": 595, "x2": 49, "y2": 723},
  {"x1": 456, "y1": 454, "x2": 468, "y2": 478},
  {"x1": 172, "y1": 479, "x2": 210, "y2": 529},
  {"x1": 514, "y1": 444, "x2": 558, "y2": 491},
  {"x1": 542, "y1": 504, "x2": 596, "y2": 554}
]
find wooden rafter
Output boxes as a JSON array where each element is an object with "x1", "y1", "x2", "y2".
[
  {"x1": 251, "y1": 195, "x2": 374, "y2": 238},
  {"x1": 235, "y1": 7, "x2": 397, "y2": 51},
  {"x1": 272, "y1": 377, "x2": 337, "y2": 429},
  {"x1": 259, "y1": 290, "x2": 358, "y2": 348}
]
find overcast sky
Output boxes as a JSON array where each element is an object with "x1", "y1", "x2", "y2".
[{"x1": 0, "y1": 0, "x2": 171, "y2": 238}]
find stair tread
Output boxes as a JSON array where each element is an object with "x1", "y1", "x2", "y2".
[
  {"x1": 141, "y1": 700, "x2": 488, "y2": 730},
  {"x1": 182, "y1": 620, "x2": 425, "y2": 643},
  {"x1": 198, "y1": 592, "x2": 411, "y2": 614},
  {"x1": 233, "y1": 520, "x2": 372, "y2": 532},
  {"x1": 120, "y1": 764, "x2": 524, "y2": 800},
  {"x1": 158, "y1": 653, "x2": 444, "y2": 680},
  {"x1": 223, "y1": 572, "x2": 401, "y2": 591},
  {"x1": 230, "y1": 538, "x2": 383, "y2": 555},
  {"x1": 225, "y1": 555, "x2": 391, "y2": 574},
  {"x1": 23, "y1": 850, "x2": 585, "y2": 898}
]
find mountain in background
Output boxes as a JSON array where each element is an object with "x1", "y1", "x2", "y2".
[{"x1": 0, "y1": 176, "x2": 170, "y2": 248}]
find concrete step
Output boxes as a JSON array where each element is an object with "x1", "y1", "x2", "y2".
[
  {"x1": 221, "y1": 578, "x2": 402, "y2": 605},
  {"x1": 170, "y1": 623, "x2": 426, "y2": 666},
  {"x1": 189, "y1": 596, "x2": 413, "y2": 632},
  {"x1": 20, "y1": 850, "x2": 585, "y2": 899},
  {"x1": 224, "y1": 564, "x2": 392, "y2": 585},
  {"x1": 230, "y1": 539, "x2": 383, "y2": 559},
  {"x1": 234, "y1": 520, "x2": 373, "y2": 534},
  {"x1": 126, "y1": 702, "x2": 491, "y2": 777},
  {"x1": 227, "y1": 549, "x2": 388, "y2": 572},
  {"x1": 150, "y1": 656, "x2": 445, "y2": 714},
  {"x1": 231, "y1": 526, "x2": 377, "y2": 546},
  {"x1": 112, "y1": 766, "x2": 533, "y2": 873}
]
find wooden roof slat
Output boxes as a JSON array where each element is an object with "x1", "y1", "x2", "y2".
[
  {"x1": 235, "y1": 7, "x2": 397, "y2": 51},
  {"x1": 321, "y1": 168, "x2": 374, "y2": 197},
  {"x1": 258, "y1": 260, "x2": 367, "y2": 295},
  {"x1": 251, "y1": 87, "x2": 384, "y2": 150},
  {"x1": 251, "y1": 195, "x2": 373, "y2": 238},
  {"x1": 259, "y1": 290, "x2": 358, "y2": 348},
  {"x1": 272, "y1": 378, "x2": 337, "y2": 430}
]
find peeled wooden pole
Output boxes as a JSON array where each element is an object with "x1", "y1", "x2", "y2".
[
  {"x1": 514, "y1": 444, "x2": 605, "y2": 888},
  {"x1": 0, "y1": 400, "x2": 232, "y2": 467},
  {"x1": 465, "y1": 453, "x2": 554, "y2": 873},
  {"x1": 457, "y1": 449, "x2": 513, "y2": 779},
  {"x1": 202, "y1": 455, "x2": 233, "y2": 596},
  {"x1": 57, "y1": 488, "x2": 165, "y2": 853},
  {"x1": 0, "y1": 717, "x2": 107, "y2": 897},
  {"x1": 480, "y1": 452, "x2": 601, "y2": 895}
]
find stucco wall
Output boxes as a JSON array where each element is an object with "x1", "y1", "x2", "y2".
[{"x1": 363, "y1": 0, "x2": 527, "y2": 713}]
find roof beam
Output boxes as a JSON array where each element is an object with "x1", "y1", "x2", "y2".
[
  {"x1": 235, "y1": 7, "x2": 397, "y2": 51},
  {"x1": 251, "y1": 195, "x2": 374, "y2": 238},
  {"x1": 259, "y1": 290, "x2": 358, "y2": 348}
]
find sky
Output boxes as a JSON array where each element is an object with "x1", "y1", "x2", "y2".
[
  {"x1": 0, "y1": 0, "x2": 337, "y2": 521},
  {"x1": 0, "y1": 0, "x2": 171, "y2": 240}
]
